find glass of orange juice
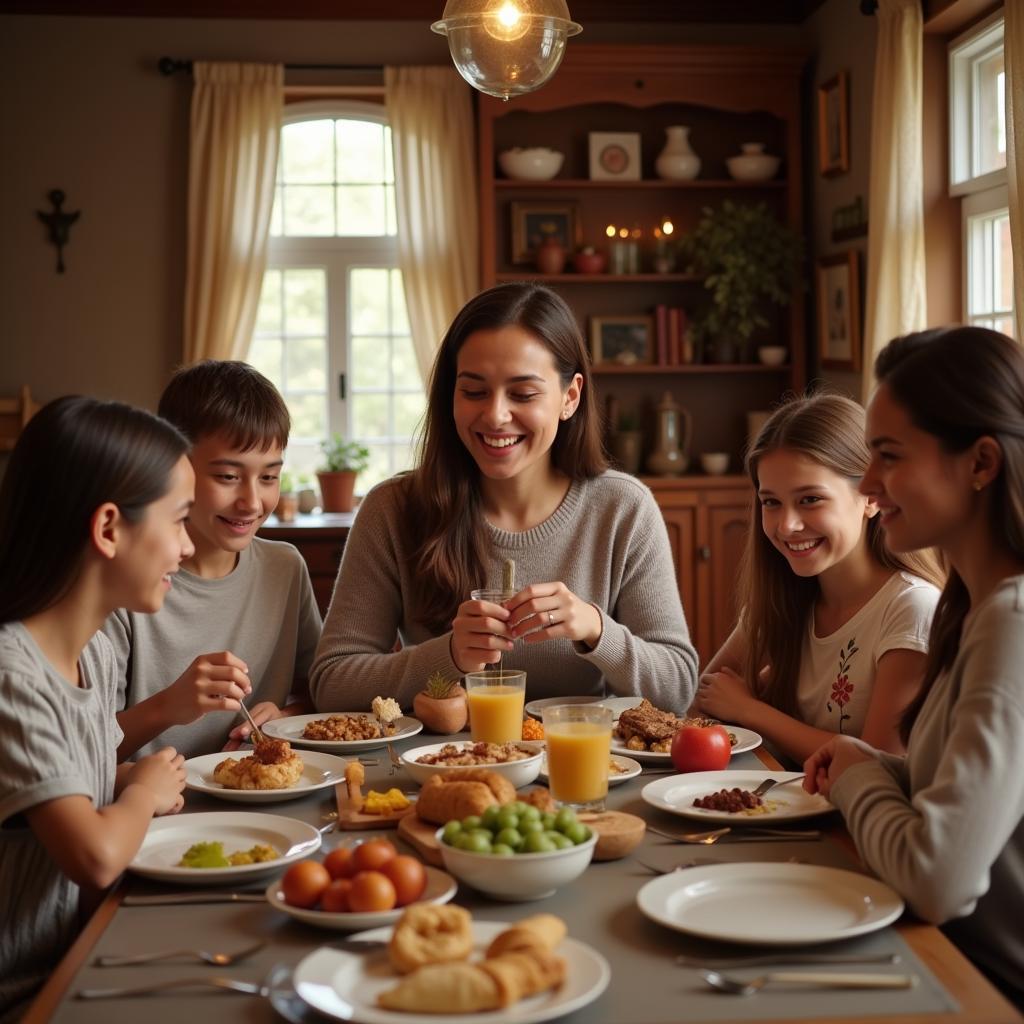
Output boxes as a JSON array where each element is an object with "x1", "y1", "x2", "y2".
[
  {"x1": 465, "y1": 670, "x2": 526, "y2": 744},
  {"x1": 542, "y1": 703, "x2": 613, "y2": 811}
]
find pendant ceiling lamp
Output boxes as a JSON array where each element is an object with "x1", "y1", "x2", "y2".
[{"x1": 432, "y1": 0, "x2": 582, "y2": 101}]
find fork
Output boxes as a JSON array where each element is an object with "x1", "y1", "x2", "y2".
[
  {"x1": 752, "y1": 775, "x2": 805, "y2": 798},
  {"x1": 647, "y1": 824, "x2": 822, "y2": 844},
  {"x1": 95, "y1": 939, "x2": 266, "y2": 968},
  {"x1": 387, "y1": 742, "x2": 401, "y2": 776},
  {"x1": 77, "y1": 975, "x2": 269, "y2": 1000}
]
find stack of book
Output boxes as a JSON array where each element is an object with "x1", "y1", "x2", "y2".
[{"x1": 654, "y1": 304, "x2": 697, "y2": 365}]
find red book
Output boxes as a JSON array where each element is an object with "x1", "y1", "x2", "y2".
[
  {"x1": 676, "y1": 307, "x2": 691, "y2": 364},
  {"x1": 655, "y1": 305, "x2": 669, "y2": 366},
  {"x1": 667, "y1": 307, "x2": 681, "y2": 366}
]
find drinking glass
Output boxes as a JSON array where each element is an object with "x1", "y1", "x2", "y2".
[
  {"x1": 470, "y1": 588, "x2": 514, "y2": 605},
  {"x1": 465, "y1": 670, "x2": 526, "y2": 744},
  {"x1": 542, "y1": 703, "x2": 613, "y2": 811}
]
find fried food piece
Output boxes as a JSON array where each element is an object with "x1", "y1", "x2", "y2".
[
  {"x1": 485, "y1": 914, "x2": 566, "y2": 958},
  {"x1": 520, "y1": 786, "x2": 557, "y2": 814},
  {"x1": 212, "y1": 742, "x2": 304, "y2": 790},
  {"x1": 388, "y1": 904, "x2": 474, "y2": 975},
  {"x1": 416, "y1": 770, "x2": 516, "y2": 825},
  {"x1": 481, "y1": 949, "x2": 566, "y2": 1007},
  {"x1": 363, "y1": 788, "x2": 411, "y2": 815},
  {"x1": 302, "y1": 714, "x2": 382, "y2": 741},
  {"x1": 414, "y1": 742, "x2": 533, "y2": 766},
  {"x1": 253, "y1": 738, "x2": 292, "y2": 764}
]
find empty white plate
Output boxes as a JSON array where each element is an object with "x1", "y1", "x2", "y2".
[{"x1": 524, "y1": 695, "x2": 601, "y2": 719}]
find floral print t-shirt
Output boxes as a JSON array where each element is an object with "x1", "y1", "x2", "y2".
[{"x1": 795, "y1": 571, "x2": 940, "y2": 737}]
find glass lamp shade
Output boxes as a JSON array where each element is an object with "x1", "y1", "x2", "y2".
[{"x1": 431, "y1": 0, "x2": 582, "y2": 100}]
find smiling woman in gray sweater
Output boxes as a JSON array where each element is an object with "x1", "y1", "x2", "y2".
[
  {"x1": 310, "y1": 283, "x2": 698, "y2": 713},
  {"x1": 804, "y1": 326, "x2": 1024, "y2": 1008}
]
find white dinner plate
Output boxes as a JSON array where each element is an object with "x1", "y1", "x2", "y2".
[
  {"x1": 293, "y1": 920, "x2": 611, "y2": 1024},
  {"x1": 261, "y1": 714, "x2": 423, "y2": 752},
  {"x1": 265, "y1": 865, "x2": 458, "y2": 931},
  {"x1": 611, "y1": 723, "x2": 762, "y2": 761},
  {"x1": 128, "y1": 811, "x2": 321, "y2": 885},
  {"x1": 524, "y1": 695, "x2": 601, "y2": 719},
  {"x1": 636, "y1": 862, "x2": 904, "y2": 945},
  {"x1": 538, "y1": 752, "x2": 642, "y2": 787},
  {"x1": 593, "y1": 695, "x2": 643, "y2": 720},
  {"x1": 184, "y1": 749, "x2": 349, "y2": 804},
  {"x1": 641, "y1": 769, "x2": 833, "y2": 824}
]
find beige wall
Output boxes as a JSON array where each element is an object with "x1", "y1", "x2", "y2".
[{"x1": 0, "y1": 14, "x2": 805, "y2": 419}]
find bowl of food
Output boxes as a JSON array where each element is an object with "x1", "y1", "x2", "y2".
[
  {"x1": 498, "y1": 147, "x2": 564, "y2": 181},
  {"x1": 757, "y1": 345, "x2": 788, "y2": 367},
  {"x1": 699, "y1": 452, "x2": 730, "y2": 476},
  {"x1": 435, "y1": 804, "x2": 596, "y2": 900},
  {"x1": 401, "y1": 740, "x2": 543, "y2": 789}
]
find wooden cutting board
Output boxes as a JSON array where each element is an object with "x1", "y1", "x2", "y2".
[
  {"x1": 334, "y1": 783, "x2": 416, "y2": 831},
  {"x1": 396, "y1": 812, "x2": 444, "y2": 866}
]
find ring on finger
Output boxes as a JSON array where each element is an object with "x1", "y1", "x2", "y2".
[{"x1": 547, "y1": 611, "x2": 554, "y2": 625}]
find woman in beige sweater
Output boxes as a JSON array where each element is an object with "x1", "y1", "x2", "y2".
[{"x1": 805, "y1": 326, "x2": 1024, "y2": 1008}]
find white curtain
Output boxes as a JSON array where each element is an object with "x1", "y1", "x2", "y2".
[
  {"x1": 184, "y1": 62, "x2": 283, "y2": 364},
  {"x1": 385, "y1": 66, "x2": 479, "y2": 385},
  {"x1": 1006, "y1": 3, "x2": 1024, "y2": 341},
  {"x1": 861, "y1": 0, "x2": 926, "y2": 400}
]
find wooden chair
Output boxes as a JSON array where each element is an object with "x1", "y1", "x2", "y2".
[{"x1": 0, "y1": 385, "x2": 40, "y2": 452}]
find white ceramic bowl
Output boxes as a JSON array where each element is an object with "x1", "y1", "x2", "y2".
[
  {"x1": 699, "y1": 452, "x2": 730, "y2": 476},
  {"x1": 435, "y1": 827, "x2": 596, "y2": 901},
  {"x1": 498, "y1": 147, "x2": 564, "y2": 181},
  {"x1": 401, "y1": 741, "x2": 543, "y2": 789},
  {"x1": 726, "y1": 143, "x2": 781, "y2": 182},
  {"x1": 757, "y1": 345, "x2": 788, "y2": 367}
]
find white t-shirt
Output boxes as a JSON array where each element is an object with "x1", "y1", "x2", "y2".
[{"x1": 795, "y1": 571, "x2": 940, "y2": 737}]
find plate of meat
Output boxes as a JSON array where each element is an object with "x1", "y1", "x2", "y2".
[
  {"x1": 261, "y1": 713, "x2": 423, "y2": 753},
  {"x1": 610, "y1": 699, "x2": 761, "y2": 760}
]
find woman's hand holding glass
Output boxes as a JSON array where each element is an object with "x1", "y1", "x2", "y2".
[
  {"x1": 451, "y1": 594, "x2": 514, "y2": 674},
  {"x1": 506, "y1": 582, "x2": 602, "y2": 649}
]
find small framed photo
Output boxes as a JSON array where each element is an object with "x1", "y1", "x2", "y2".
[
  {"x1": 589, "y1": 315, "x2": 655, "y2": 366},
  {"x1": 818, "y1": 71, "x2": 849, "y2": 177},
  {"x1": 510, "y1": 201, "x2": 580, "y2": 265},
  {"x1": 588, "y1": 131, "x2": 641, "y2": 181},
  {"x1": 817, "y1": 251, "x2": 861, "y2": 370}
]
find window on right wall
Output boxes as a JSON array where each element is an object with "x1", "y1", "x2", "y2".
[{"x1": 949, "y1": 12, "x2": 1015, "y2": 336}]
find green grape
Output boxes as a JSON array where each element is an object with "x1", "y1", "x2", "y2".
[
  {"x1": 562, "y1": 821, "x2": 590, "y2": 845},
  {"x1": 523, "y1": 831, "x2": 556, "y2": 853},
  {"x1": 518, "y1": 805, "x2": 541, "y2": 824},
  {"x1": 550, "y1": 832, "x2": 575, "y2": 850},
  {"x1": 519, "y1": 819, "x2": 544, "y2": 835},
  {"x1": 495, "y1": 808, "x2": 520, "y2": 832},
  {"x1": 495, "y1": 827, "x2": 524, "y2": 850},
  {"x1": 461, "y1": 815, "x2": 482, "y2": 831},
  {"x1": 459, "y1": 831, "x2": 493, "y2": 854},
  {"x1": 480, "y1": 805, "x2": 501, "y2": 829},
  {"x1": 491, "y1": 843, "x2": 515, "y2": 856},
  {"x1": 554, "y1": 807, "x2": 577, "y2": 832},
  {"x1": 441, "y1": 820, "x2": 462, "y2": 845},
  {"x1": 541, "y1": 813, "x2": 557, "y2": 830}
]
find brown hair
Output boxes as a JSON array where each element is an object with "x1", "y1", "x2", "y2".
[
  {"x1": 158, "y1": 360, "x2": 290, "y2": 451},
  {"x1": 872, "y1": 327, "x2": 1024, "y2": 742},
  {"x1": 740, "y1": 391, "x2": 944, "y2": 716},
  {"x1": 402, "y1": 282, "x2": 608, "y2": 632}
]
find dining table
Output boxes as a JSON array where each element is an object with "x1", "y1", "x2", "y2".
[{"x1": 23, "y1": 724, "x2": 1023, "y2": 1024}]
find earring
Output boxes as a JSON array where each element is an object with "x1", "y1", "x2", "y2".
[
  {"x1": 561, "y1": 410, "x2": 570, "y2": 420},
  {"x1": 973, "y1": 480, "x2": 983, "y2": 492}
]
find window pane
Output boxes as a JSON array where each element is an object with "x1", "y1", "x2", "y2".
[
  {"x1": 390, "y1": 269, "x2": 409, "y2": 334},
  {"x1": 393, "y1": 392, "x2": 426, "y2": 437},
  {"x1": 384, "y1": 126, "x2": 394, "y2": 183},
  {"x1": 287, "y1": 393, "x2": 327, "y2": 440},
  {"x1": 997, "y1": 212, "x2": 1013, "y2": 310},
  {"x1": 975, "y1": 50, "x2": 1006, "y2": 177},
  {"x1": 353, "y1": 393, "x2": 389, "y2": 438},
  {"x1": 361, "y1": 444, "x2": 392, "y2": 492},
  {"x1": 270, "y1": 187, "x2": 283, "y2": 236},
  {"x1": 352, "y1": 335, "x2": 389, "y2": 387},
  {"x1": 284, "y1": 443, "x2": 319, "y2": 484},
  {"x1": 391, "y1": 336, "x2": 420, "y2": 390},
  {"x1": 284, "y1": 269, "x2": 326, "y2": 336},
  {"x1": 336, "y1": 119, "x2": 386, "y2": 183},
  {"x1": 283, "y1": 119, "x2": 334, "y2": 183},
  {"x1": 283, "y1": 185, "x2": 335, "y2": 236},
  {"x1": 255, "y1": 270, "x2": 282, "y2": 333},
  {"x1": 390, "y1": 441, "x2": 415, "y2": 474},
  {"x1": 248, "y1": 337, "x2": 282, "y2": 388},
  {"x1": 286, "y1": 337, "x2": 327, "y2": 391},
  {"x1": 337, "y1": 185, "x2": 388, "y2": 236},
  {"x1": 351, "y1": 268, "x2": 389, "y2": 333},
  {"x1": 994, "y1": 315, "x2": 1015, "y2": 336}
]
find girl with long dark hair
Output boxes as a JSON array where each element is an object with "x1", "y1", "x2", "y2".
[{"x1": 311, "y1": 282, "x2": 698, "y2": 711}]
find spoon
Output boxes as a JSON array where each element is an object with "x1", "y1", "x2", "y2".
[
  {"x1": 238, "y1": 700, "x2": 266, "y2": 745},
  {"x1": 95, "y1": 938, "x2": 266, "y2": 968},
  {"x1": 701, "y1": 969, "x2": 918, "y2": 995}
]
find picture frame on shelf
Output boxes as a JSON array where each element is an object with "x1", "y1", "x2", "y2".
[
  {"x1": 816, "y1": 251, "x2": 860, "y2": 371},
  {"x1": 588, "y1": 131, "x2": 642, "y2": 181},
  {"x1": 589, "y1": 315, "x2": 655, "y2": 367},
  {"x1": 817, "y1": 70, "x2": 849, "y2": 176},
  {"x1": 510, "y1": 200, "x2": 580, "y2": 265}
]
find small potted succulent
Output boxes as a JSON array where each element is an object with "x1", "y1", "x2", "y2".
[
  {"x1": 274, "y1": 470, "x2": 298, "y2": 523},
  {"x1": 296, "y1": 472, "x2": 318, "y2": 514},
  {"x1": 317, "y1": 434, "x2": 370, "y2": 513},
  {"x1": 413, "y1": 671, "x2": 468, "y2": 734}
]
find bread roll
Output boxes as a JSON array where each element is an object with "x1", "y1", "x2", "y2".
[
  {"x1": 485, "y1": 914, "x2": 566, "y2": 958},
  {"x1": 416, "y1": 769, "x2": 516, "y2": 825}
]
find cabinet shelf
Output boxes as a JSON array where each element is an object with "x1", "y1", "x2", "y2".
[
  {"x1": 591, "y1": 363, "x2": 789, "y2": 375},
  {"x1": 495, "y1": 272, "x2": 703, "y2": 284},
  {"x1": 494, "y1": 178, "x2": 786, "y2": 190}
]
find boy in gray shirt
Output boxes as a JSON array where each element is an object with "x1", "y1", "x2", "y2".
[{"x1": 104, "y1": 361, "x2": 322, "y2": 759}]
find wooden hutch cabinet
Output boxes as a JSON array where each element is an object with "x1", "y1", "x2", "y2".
[{"x1": 477, "y1": 44, "x2": 808, "y2": 663}]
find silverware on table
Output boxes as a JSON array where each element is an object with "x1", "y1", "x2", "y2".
[
  {"x1": 647, "y1": 824, "x2": 823, "y2": 844},
  {"x1": 677, "y1": 952, "x2": 901, "y2": 969},
  {"x1": 238, "y1": 698, "x2": 266, "y2": 745},
  {"x1": 95, "y1": 939, "x2": 265, "y2": 968},
  {"x1": 122, "y1": 892, "x2": 267, "y2": 906},
  {"x1": 328, "y1": 937, "x2": 389, "y2": 952},
  {"x1": 387, "y1": 742, "x2": 401, "y2": 776},
  {"x1": 76, "y1": 975, "x2": 269, "y2": 999},
  {"x1": 700, "y1": 968, "x2": 918, "y2": 995},
  {"x1": 752, "y1": 775, "x2": 806, "y2": 798}
]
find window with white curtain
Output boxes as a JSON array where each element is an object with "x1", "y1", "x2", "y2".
[
  {"x1": 949, "y1": 12, "x2": 1015, "y2": 336},
  {"x1": 246, "y1": 100, "x2": 425, "y2": 493}
]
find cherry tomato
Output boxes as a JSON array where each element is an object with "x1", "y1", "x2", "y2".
[
  {"x1": 381, "y1": 855, "x2": 428, "y2": 907},
  {"x1": 281, "y1": 859, "x2": 331, "y2": 909},
  {"x1": 323, "y1": 846, "x2": 358, "y2": 880},
  {"x1": 352, "y1": 837, "x2": 397, "y2": 874},
  {"x1": 670, "y1": 724, "x2": 732, "y2": 773},
  {"x1": 347, "y1": 870, "x2": 397, "y2": 913},
  {"x1": 320, "y1": 878, "x2": 354, "y2": 913}
]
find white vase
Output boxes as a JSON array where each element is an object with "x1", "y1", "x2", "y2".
[
  {"x1": 726, "y1": 142, "x2": 781, "y2": 182},
  {"x1": 655, "y1": 126, "x2": 701, "y2": 181}
]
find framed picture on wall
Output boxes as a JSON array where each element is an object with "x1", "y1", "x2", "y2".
[
  {"x1": 817, "y1": 70, "x2": 849, "y2": 176},
  {"x1": 589, "y1": 315, "x2": 655, "y2": 366},
  {"x1": 816, "y1": 251, "x2": 861, "y2": 371},
  {"x1": 510, "y1": 201, "x2": 580, "y2": 265},
  {"x1": 588, "y1": 132, "x2": 642, "y2": 181}
]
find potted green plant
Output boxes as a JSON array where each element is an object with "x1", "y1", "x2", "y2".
[
  {"x1": 296, "y1": 472, "x2": 318, "y2": 514},
  {"x1": 680, "y1": 201, "x2": 803, "y2": 364},
  {"x1": 413, "y1": 671, "x2": 468, "y2": 734},
  {"x1": 274, "y1": 470, "x2": 299, "y2": 522},
  {"x1": 317, "y1": 434, "x2": 370, "y2": 513}
]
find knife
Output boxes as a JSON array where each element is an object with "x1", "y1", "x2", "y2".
[{"x1": 122, "y1": 892, "x2": 267, "y2": 906}]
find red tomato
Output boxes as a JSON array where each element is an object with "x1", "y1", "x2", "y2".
[
  {"x1": 281, "y1": 860, "x2": 331, "y2": 909},
  {"x1": 320, "y1": 878, "x2": 354, "y2": 913},
  {"x1": 348, "y1": 870, "x2": 397, "y2": 913},
  {"x1": 352, "y1": 838, "x2": 397, "y2": 874},
  {"x1": 323, "y1": 846, "x2": 358, "y2": 880},
  {"x1": 381, "y1": 855, "x2": 428, "y2": 907},
  {"x1": 670, "y1": 724, "x2": 732, "y2": 773}
]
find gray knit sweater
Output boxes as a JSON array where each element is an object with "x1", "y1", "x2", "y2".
[{"x1": 310, "y1": 470, "x2": 698, "y2": 713}]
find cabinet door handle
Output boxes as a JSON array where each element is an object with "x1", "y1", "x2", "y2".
[{"x1": 698, "y1": 545, "x2": 712, "y2": 561}]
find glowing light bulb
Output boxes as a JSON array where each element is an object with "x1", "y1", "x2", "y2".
[
  {"x1": 484, "y1": 1, "x2": 529, "y2": 42},
  {"x1": 618, "y1": 227, "x2": 629, "y2": 239},
  {"x1": 605, "y1": 224, "x2": 617, "y2": 238},
  {"x1": 662, "y1": 219, "x2": 674, "y2": 235}
]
